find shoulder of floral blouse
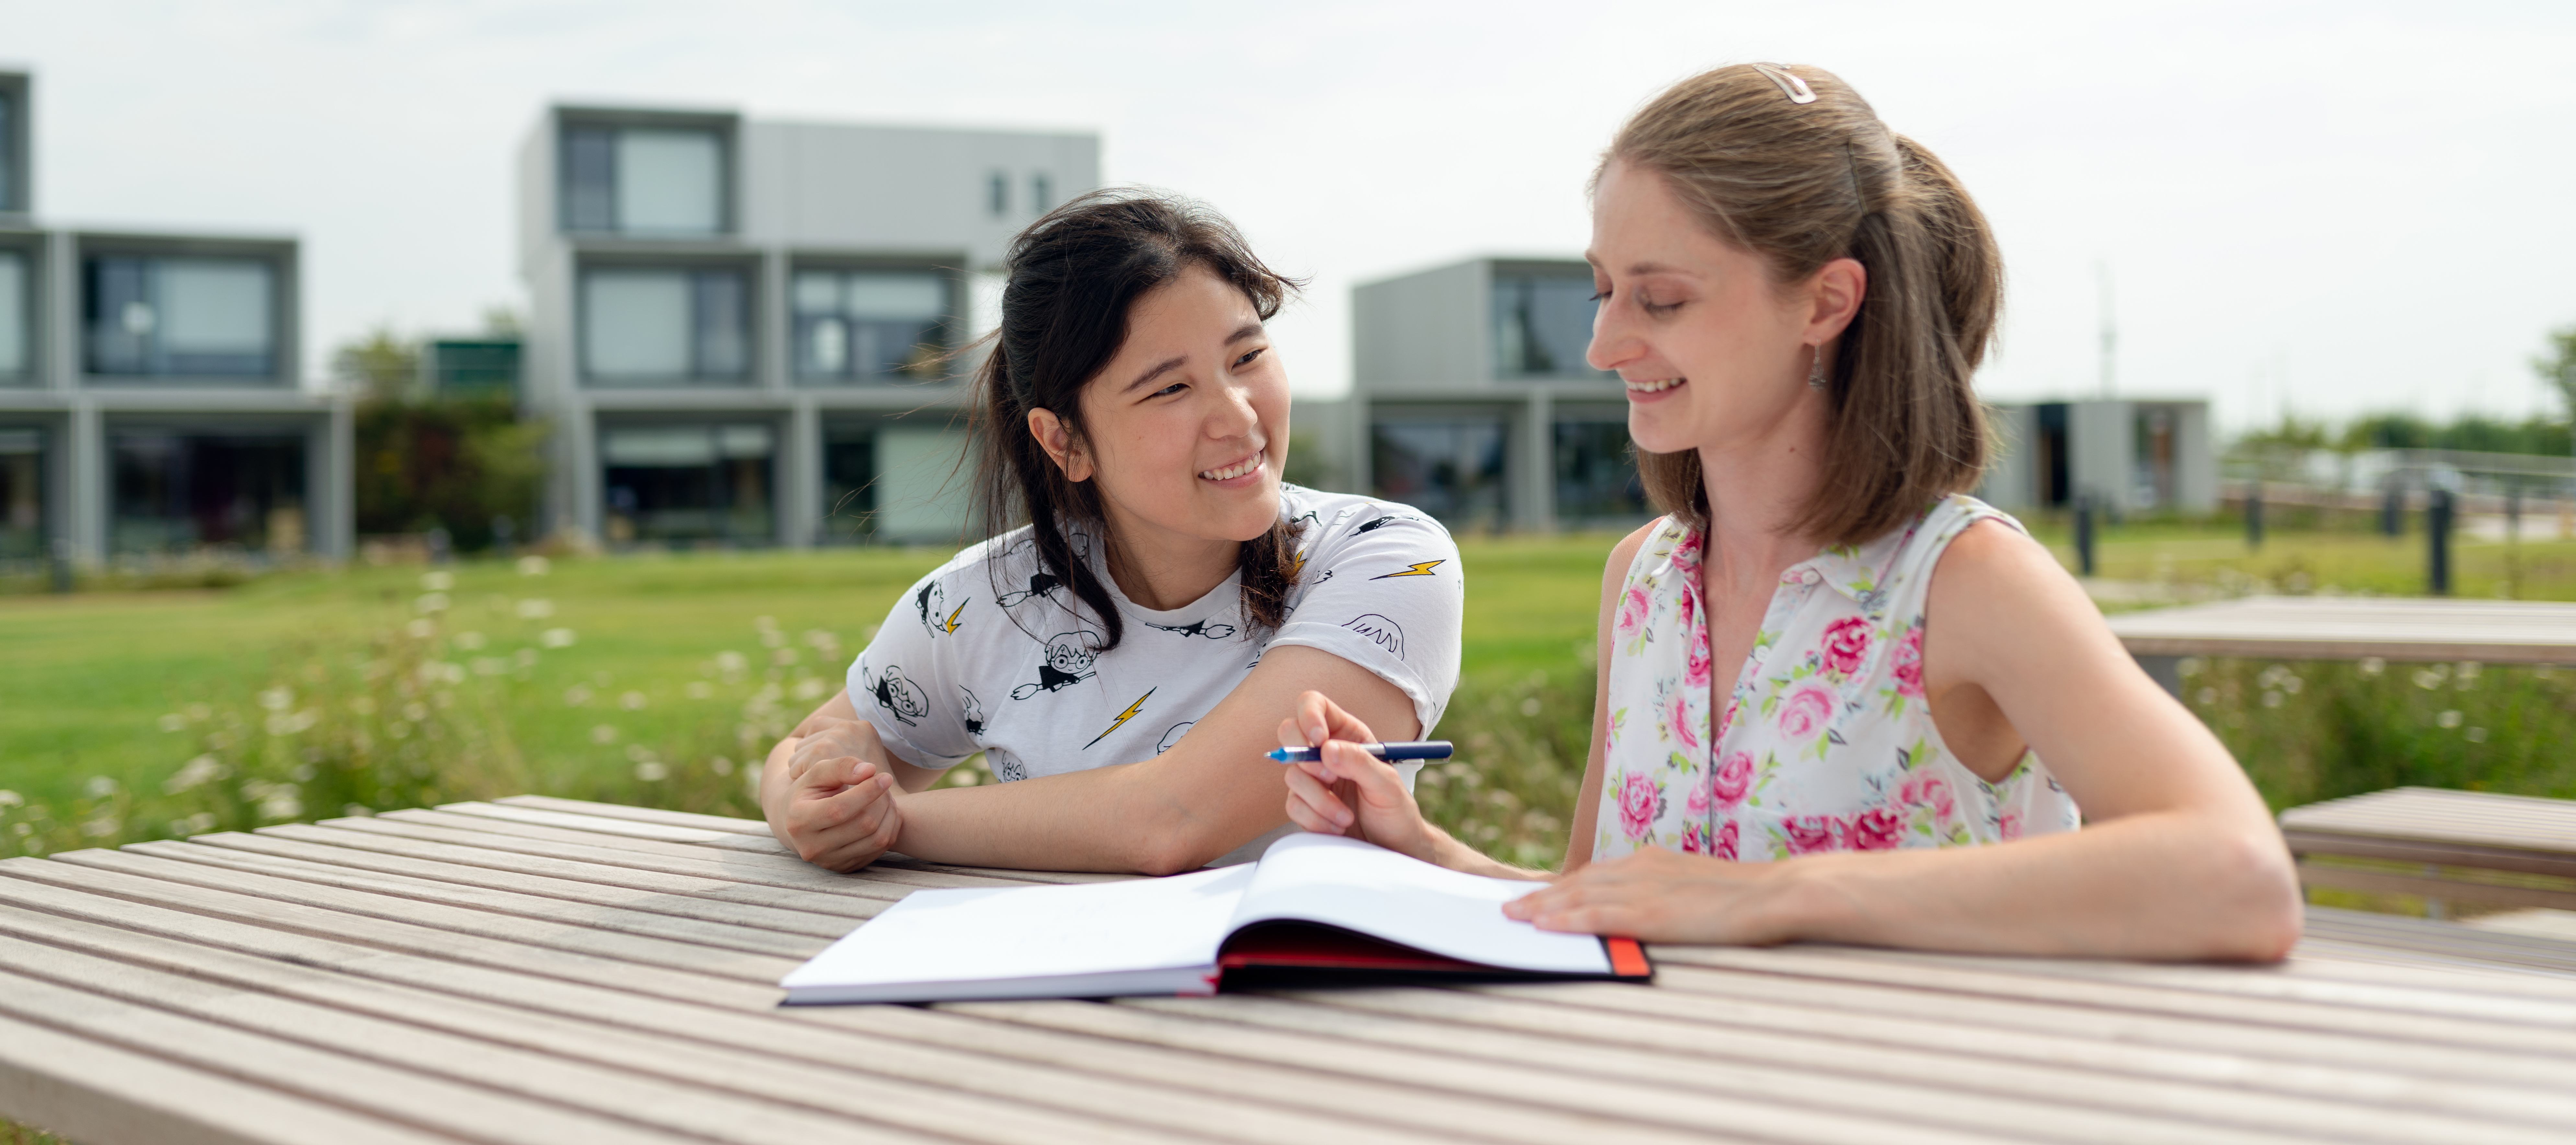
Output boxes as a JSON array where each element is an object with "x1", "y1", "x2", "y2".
[{"x1": 1919, "y1": 518, "x2": 2102, "y2": 677}]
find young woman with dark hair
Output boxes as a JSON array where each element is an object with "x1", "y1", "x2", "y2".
[
  {"x1": 1280, "y1": 64, "x2": 2305, "y2": 960},
  {"x1": 761, "y1": 190, "x2": 1462, "y2": 875}
]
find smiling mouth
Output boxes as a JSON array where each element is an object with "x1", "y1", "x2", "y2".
[
  {"x1": 1198, "y1": 452, "x2": 1264, "y2": 481},
  {"x1": 1626, "y1": 377, "x2": 1685, "y2": 393}
]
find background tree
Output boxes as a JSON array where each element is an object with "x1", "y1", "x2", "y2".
[
  {"x1": 2536, "y1": 322, "x2": 2576, "y2": 438},
  {"x1": 337, "y1": 324, "x2": 544, "y2": 552}
]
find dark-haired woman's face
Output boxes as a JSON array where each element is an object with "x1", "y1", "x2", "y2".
[{"x1": 1056, "y1": 265, "x2": 1288, "y2": 553}]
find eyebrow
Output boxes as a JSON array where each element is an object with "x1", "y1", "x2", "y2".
[{"x1": 1120, "y1": 322, "x2": 1267, "y2": 394}]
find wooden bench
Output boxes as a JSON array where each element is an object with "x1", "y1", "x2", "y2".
[
  {"x1": 2281, "y1": 786, "x2": 2576, "y2": 918},
  {"x1": 7, "y1": 795, "x2": 2576, "y2": 1144},
  {"x1": 2103, "y1": 595, "x2": 2576, "y2": 695}
]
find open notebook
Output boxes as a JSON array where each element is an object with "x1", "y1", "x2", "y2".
[{"x1": 779, "y1": 833, "x2": 1652, "y2": 1004}]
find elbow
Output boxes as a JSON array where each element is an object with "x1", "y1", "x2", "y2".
[
  {"x1": 2195, "y1": 827, "x2": 2306, "y2": 963},
  {"x1": 1128, "y1": 830, "x2": 1228, "y2": 877}
]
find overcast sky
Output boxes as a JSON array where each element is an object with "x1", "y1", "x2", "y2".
[{"x1": 7, "y1": 0, "x2": 2572, "y2": 433}]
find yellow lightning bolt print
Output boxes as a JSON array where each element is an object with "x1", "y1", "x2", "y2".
[
  {"x1": 939, "y1": 600, "x2": 968, "y2": 634},
  {"x1": 1372, "y1": 560, "x2": 1445, "y2": 580},
  {"x1": 1085, "y1": 687, "x2": 1157, "y2": 749}
]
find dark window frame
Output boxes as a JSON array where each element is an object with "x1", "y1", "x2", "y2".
[{"x1": 555, "y1": 110, "x2": 737, "y2": 237}]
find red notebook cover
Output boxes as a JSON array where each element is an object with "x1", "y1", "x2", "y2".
[{"x1": 1213, "y1": 921, "x2": 1651, "y2": 989}]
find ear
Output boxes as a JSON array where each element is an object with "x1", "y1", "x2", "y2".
[
  {"x1": 1027, "y1": 407, "x2": 1094, "y2": 483},
  {"x1": 1805, "y1": 256, "x2": 1867, "y2": 345}
]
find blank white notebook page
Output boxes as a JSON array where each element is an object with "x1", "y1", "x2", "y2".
[
  {"x1": 1233, "y1": 833, "x2": 1610, "y2": 974},
  {"x1": 782, "y1": 863, "x2": 1254, "y2": 992}
]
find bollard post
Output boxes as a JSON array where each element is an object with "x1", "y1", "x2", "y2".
[
  {"x1": 49, "y1": 537, "x2": 73, "y2": 594},
  {"x1": 2074, "y1": 495, "x2": 2097, "y2": 578},
  {"x1": 2382, "y1": 480, "x2": 2404, "y2": 538},
  {"x1": 2245, "y1": 482, "x2": 2264, "y2": 550},
  {"x1": 2427, "y1": 488, "x2": 2454, "y2": 596},
  {"x1": 2507, "y1": 484, "x2": 2522, "y2": 543}
]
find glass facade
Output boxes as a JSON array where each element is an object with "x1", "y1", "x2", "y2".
[
  {"x1": 560, "y1": 124, "x2": 725, "y2": 236},
  {"x1": 1372, "y1": 418, "x2": 1509, "y2": 529},
  {"x1": 0, "y1": 249, "x2": 25, "y2": 382},
  {"x1": 110, "y1": 431, "x2": 307, "y2": 554},
  {"x1": 85, "y1": 257, "x2": 277, "y2": 379},
  {"x1": 1553, "y1": 419, "x2": 1647, "y2": 524},
  {"x1": 1492, "y1": 272, "x2": 1604, "y2": 379},
  {"x1": 580, "y1": 267, "x2": 748, "y2": 384},
  {"x1": 0, "y1": 91, "x2": 13, "y2": 213},
  {"x1": 792, "y1": 269, "x2": 950, "y2": 383},
  {"x1": 820, "y1": 425, "x2": 877, "y2": 543},
  {"x1": 0, "y1": 428, "x2": 40, "y2": 561},
  {"x1": 600, "y1": 423, "x2": 775, "y2": 545}
]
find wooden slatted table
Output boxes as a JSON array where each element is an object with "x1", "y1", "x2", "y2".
[
  {"x1": 2282, "y1": 786, "x2": 2576, "y2": 917},
  {"x1": 6, "y1": 795, "x2": 2576, "y2": 1144},
  {"x1": 2103, "y1": 595, "x2": 2576, "y2": 695}
]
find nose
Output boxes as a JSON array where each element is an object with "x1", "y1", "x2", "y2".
[
  {"x1": 1209, "y1": 375, "x2": 1261, "y2": 442},
  {"x1": 1585, "y1": 294, "x2": 1638, "y2": 374}
]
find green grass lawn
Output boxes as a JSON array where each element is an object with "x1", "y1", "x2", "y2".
[{"x1": 8, "y1": 517, "x2": 2576, "y2": 878}]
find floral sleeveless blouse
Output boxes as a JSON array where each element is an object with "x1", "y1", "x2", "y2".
[{"x1": 1594, "y1": 495, "x2": 2080, "y2": 862}]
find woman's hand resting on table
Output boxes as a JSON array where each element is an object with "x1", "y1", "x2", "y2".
[{"x1": 760, "y1": 715, "x2": 904, "y2": 872}]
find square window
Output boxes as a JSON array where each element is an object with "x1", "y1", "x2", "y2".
[
  {"x1": 560, "y1": 123, "x2": 726, "y2": 236},
  {"x1": 601, "y1": 422, "x2": 776, "y2": 546},
  {"x1": 581, "y1": 267, "x2": 749, "y2": 385},
  {"x1": 0, "y1": 250, "x2": 26, "y2": 380},
  {"x1": 792, "y1": 269, "x2": 951, "y2": 383},
  {"x1": 83, "y1": 256, "x2": 277, "y2": 378},
  {"x1": 1492, "y1": 273, "x2": 1605, "y2": 379}
]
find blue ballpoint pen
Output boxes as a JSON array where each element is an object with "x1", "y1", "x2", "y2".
[{"x1": 1267, "y1": 740, "x2": 1453, "y2": 764}]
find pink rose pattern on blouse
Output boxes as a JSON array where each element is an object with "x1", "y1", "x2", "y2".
[{"x1": 1593, "y1": 496, "x2": 2082, "y2": 864}]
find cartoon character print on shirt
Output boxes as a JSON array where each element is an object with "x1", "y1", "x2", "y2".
[
  {"x1": 915, "y1": 581, "x2": 967, "y2": 636},
  {"x1": 1343, "y1": 613, "x2": 1405, "y2": 659},
  {"x1": 995, "y1": 570, "x2": 1065, "y2": 610},
  {"x1": 1156, "y1": 721, "x2": 1194, "y2": 755},
  {"x1": 1146, "y1": 618, "x2": 1237, "y2": 640},
  {"x1": 1010, "y1": 630, "x2": 1103, "y2": 699},
  {"x1": 869, "y1": 665, "x2": 931, "y2": 726},
  {"x1": 986, "y1": 746, "x2": 1028, "y2": 783},
  {"x1": 959, "y1": 686, "x2": 986, "y2": 736}
]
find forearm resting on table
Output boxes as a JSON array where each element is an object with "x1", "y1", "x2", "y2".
[
  {"x1": 890, "y1": 760, "x2": 1254, "y2": 874},
  {"x1": 1770, "y1": 809, "x2": 2302, "y2": 960}
]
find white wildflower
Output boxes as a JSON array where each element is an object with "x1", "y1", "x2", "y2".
[
  {"x1": 165, "y1": 755, "x2": 229, "y2": 793},
  {"x1": 2358, "y1": 657, "x2": 2385, "y2": 677},
  {"x1": 592, "y1": 724, "x2": 619, "y2": 744},
  {"x1": 157, "y1": 712, "x2": 188, "y2": 732},
  {"x1": 517, "y1": 555, "x2": 550, "y2": 576},
  {"x1": 420, "y1": 571, "x2": 455, "y2": 591},
  {"x1": 454, "y1": 631, "x2": 487, "y2": 651},
  {"x1": 541, "y1": 628, "x2": 576, "y2": 648},
  {"x1": 634, "y1": 761, "x2": 668, "y2": 782},
  {"x1": 564, "y1": 685, "x2": 593, "y2": 707},
  {"x1": 258, "y1": 687, "x2": 294, "y2": 711},
  {"x1": 84, "y1": 776, "x2": 119, "y2": 798},
  {"x1": 620, "y1": 690, "x2": 648, "y2": 710},
  {"x1": 405, "y1": 618, "x2": 437, "y2": 639},
  {"x1": 792, "y1": 677, "x2": 827, "y2": 701},
  {"x1": 685, "y1": 681, "x2": 714, "y2": 700},
  {"x1": 515, "y1": 598, "x2": 555, "y2": 619},
  {"x1": 0, "y1": 790, "x2": 21, "y2": 808},
  {"x1": 415, "y1": 592, "x2": 450, "y2": 614},
  {"x1": 2467, "y1": 727, "x2": 2489, "y2": 743},
  {"x1": 2437, "y1": 710, "x2": 2464, "y2": 729}
]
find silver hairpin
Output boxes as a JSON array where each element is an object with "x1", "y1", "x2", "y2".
[{"x1": 1752, "y1": 63, "x2": 1817, "y2": 105}]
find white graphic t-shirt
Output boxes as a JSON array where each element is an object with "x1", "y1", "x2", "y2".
[{"x1": 846, "y1": 486, "x2": 1462, "y2": 793}]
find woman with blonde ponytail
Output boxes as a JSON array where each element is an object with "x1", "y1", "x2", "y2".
[{"x1": 1280, "y1": 64, "x2": 2303, "y2": 960}]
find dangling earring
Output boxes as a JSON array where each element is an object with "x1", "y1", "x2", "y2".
[{"x1": 1806, "y1": 345, "x2": 1829, "y2": 391}]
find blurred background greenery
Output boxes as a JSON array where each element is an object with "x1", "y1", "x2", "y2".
[{"x1": 9, "y1": 519, "x2": 2576, "y2": 876}]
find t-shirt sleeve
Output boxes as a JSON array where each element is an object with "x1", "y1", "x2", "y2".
[
  {"x1": 844, "y1": 572, "x2": 979, "y2": 769},
  {"x1": 1262, "y1": 510, "x2": 1464, "y2": 737}
]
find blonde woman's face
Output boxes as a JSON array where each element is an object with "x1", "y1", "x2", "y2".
[
  {"x1": 1068, "y1": 265, "x2": 1288, "y2": 548},
  {"x1": 1585, "y1": 160, "x2": 1821, "y2": 457}
]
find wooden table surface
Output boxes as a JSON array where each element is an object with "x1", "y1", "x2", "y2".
[
  {"x1": 2104, "y1": 595, "x2": 2576, "y2": 665},
  {"x1": 6, "y1": 795, "x2": 2576, "y2": 1145}
]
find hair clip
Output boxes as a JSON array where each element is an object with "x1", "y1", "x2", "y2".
[{"x1": 1752, "y1": 63, "x2": 1818, "y2": 104}]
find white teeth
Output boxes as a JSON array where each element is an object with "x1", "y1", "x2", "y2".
[
  {"x1": 1199, "y1": 457, "x2": 1261, "y2": 481},
  {"x1": 1626, "y1": 377, "x2": 1685, "y2": 393}
]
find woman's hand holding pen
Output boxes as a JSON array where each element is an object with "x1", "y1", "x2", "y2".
[{"x1": 1277, "y1": 690, "x2": 1441, "y2": 863}]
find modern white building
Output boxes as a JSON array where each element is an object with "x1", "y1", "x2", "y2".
[
  {"x1": 1297, "y1": 256, "x2": 1647, "y2": 533},
  {"x1": 1980, "y1": 397, "x2": 2216, "y2": 516},
  {"x1": 515, "y1": 104, "x2": 1097, "y2": 547},
  {"x1": 0, "y1": 71, "x2": 351, "y2": 567}
]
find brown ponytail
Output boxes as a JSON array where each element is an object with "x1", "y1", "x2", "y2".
[
  {"x1": 969, "y1": 189, "x2": 1306, "y2": 652},
  {"x1": 1606, "y1": 64, "x2": 2001, "y2": 544}
]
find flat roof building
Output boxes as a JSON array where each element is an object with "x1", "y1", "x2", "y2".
[
  {"x1": 1298, "y1": 256, "x2": 1647, "y2": 533},
  {"x1": 0, "y1": 71, "x2": 350, "y2": 568},
  {"x1": 1980, "y1": 397, "x2": 2216, "y2": 516},
  {"x1": 515, "y1": 104, "x2": 1097, "y2": 548}
]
